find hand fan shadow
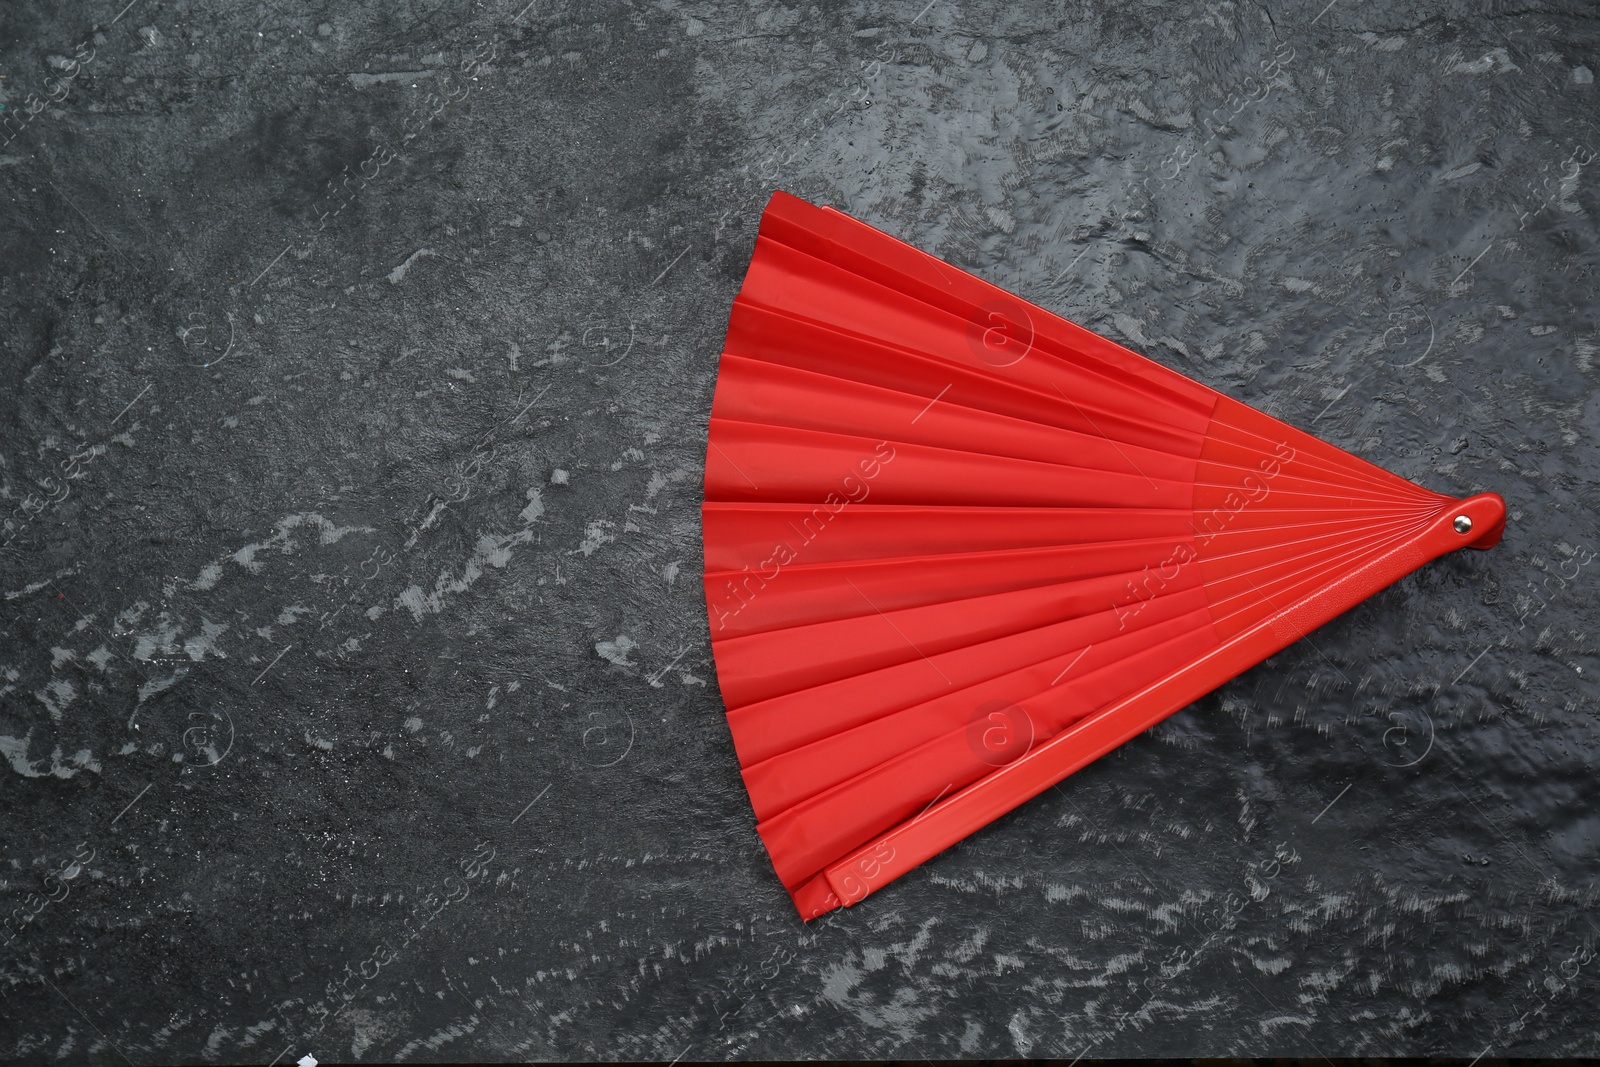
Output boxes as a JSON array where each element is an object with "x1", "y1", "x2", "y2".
[{"x1": 702, "y1": 191, "x2": 1506, "y2": 920}]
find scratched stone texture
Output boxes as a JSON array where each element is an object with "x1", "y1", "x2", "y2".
[{"x1": 2, "y1": 0, "x2": 1598, "y2": 1061}]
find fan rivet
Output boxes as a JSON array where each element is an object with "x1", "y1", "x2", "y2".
[{"x1": 1454, "y1": 515, "x2": 1473, "y2": 534}]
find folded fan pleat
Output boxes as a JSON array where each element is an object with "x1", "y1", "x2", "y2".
[{"x1": 702, "y1": 503, "x2": 1194, "y2": 571}]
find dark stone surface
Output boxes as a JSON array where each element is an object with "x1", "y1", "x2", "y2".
[{"x1": 2, "y1": 0, "x2": 1597, "y2": 1061}]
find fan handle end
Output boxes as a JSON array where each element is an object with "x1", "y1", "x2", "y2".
[{"x1": 1455, "y1": 491, "x2": 1507, "y2": 550}]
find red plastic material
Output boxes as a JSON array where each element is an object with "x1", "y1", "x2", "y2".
[{"x1": 701, "y1": 190, "x2": 1507, "y2": 921}]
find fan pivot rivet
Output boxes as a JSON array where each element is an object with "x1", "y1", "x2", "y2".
[{"x1": 1454, "y1": 515, "x2": 1473, "y2": 534}]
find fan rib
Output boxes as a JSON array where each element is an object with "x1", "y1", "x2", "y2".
[
  {"x1": 739, "y1": 604, "x2": 1218, "y2": 821},
  {"x1": 755, "y1": 623, "x2": 1221, "y2": 890},
  {"x1": 706, "y1": 418, "x2": 1193, "y2": 508},
  {"x1": 1206, "y1": 396, "x2": 1437, "y2": 500},
  {"x1": 739, "y1": 237, "x2": 1210, "y2": 436},
  {"x1": 726, "y1": 300, "x2": 1210, "y2": 456},
  {"x1": 757, "y1": 194, "x2": 1216, "y2": 412},
  {"x1": 711, "y1": 353, "x2": 1200, "y2": 483},
  {"x1": 705, "y1": 535, "x2": 1207, "y2": 649},
  {"x1": 702, "y1": 502, "x2": 1195, "y2": 570},
  {"x1": 724, "y1": 570, "x2": 1212, "y2": 765}
]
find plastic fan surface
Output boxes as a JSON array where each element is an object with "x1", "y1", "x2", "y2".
[{"x1": 701, "y1": 191, "x2": 1506, "y2": 920}]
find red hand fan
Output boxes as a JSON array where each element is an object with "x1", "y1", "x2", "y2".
[{"x1": 701, "y1": 190, "x2": 1505, "y2": 921}]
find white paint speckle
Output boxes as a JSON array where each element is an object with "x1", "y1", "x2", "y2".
[
  {"x1": 576, "y1": 518, "x2": 615, "y2": 556},
  {"x1": 0, "y1": 734, "x2": 101, "y2": 778},
  {"x1": 35, "y1": 679, "x2": 77, "y2": 720},
  {"x1": 277, "y1": 605, "x2": 312, "y2": 626},
  {"x1": 1007, "y1": 1009, "x2": 1033, "y2": 1055},
  {"x1": 137, "y1": 669, "x2": 186, "y2": 706},
  {"x1": 596, "y1": 635, "x2": 638, "y2": 667},
  {"x1": 1447, "y1": 48, "x2": 1518, "y2": 75},
  {"x1": 387, "y1": 247, "x2": 437, "y2": 285},
  {"x1": 227, "y1": 513, "x2": 375, "y2": 576},
  {"x1": 395, "y1": 530, "x2": 534, "y2": 621},
  {"x1": 183, "y1": 619, "x2": 229, "y2": 661},
  {"x1": 1358, "y1": 32, "x2": 1408, "y2": 52},
  {"x1": 191, "y1": 561, "x2": 225, "y2": 590}
]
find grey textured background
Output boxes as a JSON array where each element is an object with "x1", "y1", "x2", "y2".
[{"x1": 2, "y1": 0, "x2": 1598, "y2": 1061}]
